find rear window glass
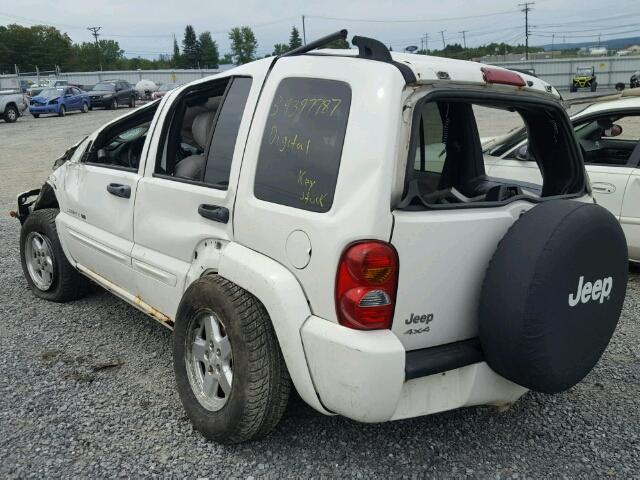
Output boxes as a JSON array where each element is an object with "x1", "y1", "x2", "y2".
[{"x1": 254, "y1": 78, "x2": 351, "y2": 213}]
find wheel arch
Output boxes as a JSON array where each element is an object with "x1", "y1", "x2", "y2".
[
  {"x1": 212, "y1": 241, "x2": 329, "y2": 416},
  {"x1": 33, "y1": 181, "x2": 60, "y2": 212}
]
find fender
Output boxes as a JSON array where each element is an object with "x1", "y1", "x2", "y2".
[{"x1": 217, "y1": 241, "x2": 330, "y2": 416}]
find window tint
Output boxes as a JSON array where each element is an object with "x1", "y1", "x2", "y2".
[
  {"x1": 203, "y1": 77, "x2": 252, "y2": 187},
  {"x1": 254, "y1": 78, "x2": 351, "y2": 213},
  {"x1": 414, "y1": 102, "x2": 446, "y2": 174}
]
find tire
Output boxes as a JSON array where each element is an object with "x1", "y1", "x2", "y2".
[
  {"x1": 615, "y1": 82, "x2": 625, "y2": 92},
  {"x1": 110, "y1": 98, "x2": 118, "y2": 110},
  {"x1": 4, "y1": 104, "x2": 18, "y2": 123},
  {"x1": 32, "y1": 113, "x2": 39, "y2": 119},
  {"x1": 129, "y1": 96, "x2": 136, "y2": 108},
  {"x1": 88, "y1": 106, "x2": 93, "y2": 111},
  {"x1": 20, "y1": 208, "x2": 90, "y2": 302},
  {"x1": 58, "y1": 105, "x2": 66, "y2": 117},
  {"x1": 173, "y1": 275, "x2": 291, "y2": 444},
  {"x1": 570, "y1": 84, "x2": 577, "y2": 93},
  {"x1": 590, "y1": 81, "x2": 597, "y2": 92},
  {"x1": 479, "y1": 200, "x2": 628, "y2": 394},
  {"x1": 81, "y1": 102, "x2": 89, "y2": 113}
]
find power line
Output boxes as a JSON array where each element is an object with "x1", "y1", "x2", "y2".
[{"x1": 305, "y1": 9, "x2": 519, "y2": 24}]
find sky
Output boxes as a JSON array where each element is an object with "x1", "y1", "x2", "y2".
[{"x1": 1, "y1": 0, "x2": 640, "y2": 58}]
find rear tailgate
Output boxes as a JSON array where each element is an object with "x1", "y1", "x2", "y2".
[{"x1": 390, "y1": 201, "x2": 535, "y2": 351}]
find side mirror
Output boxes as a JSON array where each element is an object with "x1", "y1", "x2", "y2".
[
  {"x1": 97, "y1": 148, "x2": 108, "y2": 162},
  {"x1": 603, "y1": 124, "x2": 623, "y2": 138},
  {"x1": 515, "y1": 144, "x2": 529, "y2": 161}
]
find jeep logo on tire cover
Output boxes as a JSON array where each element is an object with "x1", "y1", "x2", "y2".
[{"x1": 568, "y1": 275, "x2": 613, "y2": 307}]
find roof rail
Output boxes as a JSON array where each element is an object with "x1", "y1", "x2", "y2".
[
  {"x1": 281, "y1": 29, "x2": 417, "y2": 85},
  {"x1": 281, "y1": 30, "x2": 348, "y2": 57},
  {"x1": 352, "y1": 36, "x2": 417, "y2": 84}
]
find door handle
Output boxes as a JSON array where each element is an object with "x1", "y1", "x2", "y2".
[
  {"x1": 198, "y1": 204, "x2": 229, "y2": 224},
  {"x1": 106, "y1": 183, "x2": 131, "y2": 198},
  {"x1": 591, "y1": 182, "x2": 616, "y2": 194}
]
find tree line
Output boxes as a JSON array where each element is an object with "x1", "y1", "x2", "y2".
[{"x1": 0, "y1": 21, "x2": 537, "y2": 74}]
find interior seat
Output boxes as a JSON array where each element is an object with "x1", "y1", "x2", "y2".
[{"x1": 175, "y1": 110, "x2": 216, "y2": 180}]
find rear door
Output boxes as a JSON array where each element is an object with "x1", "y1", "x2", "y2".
[
  {"x1": 390, "y1": 93, "x2": 584, "y2": 351},
  {"x1": 131, "y1": 74, "x2": 257, "y2": 319}
]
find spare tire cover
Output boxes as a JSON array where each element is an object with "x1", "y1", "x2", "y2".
[{"x1": 479, "y1": 200, "x2": 628, "y2": 393}]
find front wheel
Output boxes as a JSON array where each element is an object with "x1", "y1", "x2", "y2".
[
  {"x1": 58, "y1": 105, "x2": 66, "y2": 117},
  {"x1": 110, "y1": 98, "x2": 118, "y2": 110},
  {"x1": 32, "y1": 113, "x2": 40, "y2": 119},
  {"x1": 129, "y1": 96, "x2": 136, "y2": 108},
  {"x1": 20, "y1": 209, "x2": 90, "y2": 302},
  {"x1": 173, "y1": 275, "x2": 291, "y2": 444},
  {"x1": 4, "y1": 104, "x2": 18, "y2": 123},
  {"x1": 81, "y1": 102, "x2": 89, "y2": 113}
]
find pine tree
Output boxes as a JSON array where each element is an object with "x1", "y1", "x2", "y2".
[
  {"x1": 289, "y1": 26, "x2": 302, "y2": 50},
  {"x1": 272, "y1": 43, "x2": 289, "y2": 56},
  {"x1": 198, "y1": 32, "x2": 219, "y2": 68},
  {"x1": 181, "y1": 25, "x2": 200, "y2": 68},
  {"x1": 172, "y1": 35, "x2": 180, "y2": 67}
]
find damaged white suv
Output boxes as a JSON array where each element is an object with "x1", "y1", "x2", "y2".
[{"x1": 13, "y1": 31, "x2": 628, "y2": 444}]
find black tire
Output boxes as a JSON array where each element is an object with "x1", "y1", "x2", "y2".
[
  {"x1": 479, "y1": 200, "x2": 628, "y2": 394},
  {"x1": 615, "y1": 82, "x2": 625, "y2": 92},
  {"x1": 129, "y1": 96, "x2": 136, "y2": 108},
  {"x1": 88, "y1": 106, "x2": 93, "y2": 111},
  {"x1": 20, "y1": 208, "x2": 90, "y2": 302},
  {"x1": 173, "y1": 275, "x2": 291, "y2": 444},
  {"x1": 58, "y1": 105, "x2": 66, "y2": 117},
  {"x1": 590, "y1": 81, "x2": 597, "y2": 92},
  {"x1": 32, "y1": 113, "x2": 40, "y2": 119},
  {"x1": 4, "y1": 104, "x2": 19, "y2": 123},
  {"x1": 570, "y1": 84, "x2": 577, "y2": 93},
  {"x1": 110, "y1": 98, "x2": 118, "y2": 110}
]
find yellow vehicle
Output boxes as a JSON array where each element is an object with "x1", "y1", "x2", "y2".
[{"x1": 571, "y1": 66, "x2": 597, "y2": 92}]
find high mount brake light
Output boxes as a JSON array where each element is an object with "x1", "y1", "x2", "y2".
[
  {"x1": 481, "y1": 67, "x2": 526, "y2": 87},
  {"x1": 335, "y1": 241, "x2": 399, "y2": 330}
]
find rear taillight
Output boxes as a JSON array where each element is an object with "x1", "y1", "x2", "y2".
[
  {"x1": 481, "y1": 67, "x2": 526, "y2": 87},
  {"x1": 335, "y1": 241, "x2": 399, "y2": 330}
]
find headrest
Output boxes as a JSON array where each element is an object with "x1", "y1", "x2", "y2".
[{"x1": 191, "y1": 111, "x2": 216, "y2": 149}]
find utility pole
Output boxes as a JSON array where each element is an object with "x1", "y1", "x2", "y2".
[
  {"x1": 439, "y1": 30, "x2": 446, "y2": 50},
  {"x1": 518, "y1": 2, "x2": 534, "y2": 60},
  {"x1": 87, "y1": 26, "x2": 102, "y2": 70},
  {"x1": 598, "y1": 33, "x2": 601, "y2": 47},
  {"x1": 459, "y1": 30, "x2": 468, "y2": 50},
  {"x1": 425, "y1": 32, "x2": 429, "y2": 53},
  {"x1": 551, "y1": 33, "x2": 555, "y2": 58},
  {"x1": 301, "y1": 15, "x2": 306, "y2": 45}
]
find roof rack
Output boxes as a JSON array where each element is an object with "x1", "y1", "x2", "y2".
[{"x1": 280, "y1": 29, "x2": 417, "y2": 85}]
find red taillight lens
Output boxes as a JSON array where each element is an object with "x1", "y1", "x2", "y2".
[
  {"x1": 481, "y1": 67, "x2": 526, "y2": 87},
  {"x1": 335, "y1": 241, "x2": 399, "y2": 330}
]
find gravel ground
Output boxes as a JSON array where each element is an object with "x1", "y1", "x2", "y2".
[{"x1": 1, "y1": 92, "x2": 639, "y2": 478}]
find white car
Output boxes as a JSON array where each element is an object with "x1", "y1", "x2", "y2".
[
  {"x1": 484, "y1": 93, "x2": 640, "y2": 262},
  {"x1": 12, "y1": 31, "x2": 628, "y2": 444}
]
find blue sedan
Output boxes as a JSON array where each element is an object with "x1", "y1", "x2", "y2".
[{"x1": 30, "y1": 86, "x2": 90, "y2": 118}]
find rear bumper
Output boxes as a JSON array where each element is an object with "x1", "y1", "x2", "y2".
[{"x1": 301, "y1": 316, "x2": 527, "y2": 422}]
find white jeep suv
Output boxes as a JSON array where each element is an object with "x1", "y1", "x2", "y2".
[{"x1": 13, "y1": 31, "x2": 628, "y2": 444}]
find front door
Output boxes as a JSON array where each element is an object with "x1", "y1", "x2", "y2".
[
  {"x1": 57, "y1": 103, "x2": 159, "y2": 293},
  {"x1": 132, "y1": 74, "x2": 257, "y2": 319}
]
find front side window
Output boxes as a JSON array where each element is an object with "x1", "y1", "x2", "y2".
[{"x1": 254, "y1": 78, "x2": 352, "y2": 213}]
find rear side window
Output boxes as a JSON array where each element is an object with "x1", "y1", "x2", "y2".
[{"x1": 254, "y1": 78, "x2": 351, "y2": 213}]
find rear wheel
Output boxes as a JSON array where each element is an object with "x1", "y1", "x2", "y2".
[
  {"x1": 58, "y1": 105, "x2": 66, "y2": 117},
  {"x1": 4, "y1": 104, "x2": 18, "y2": 123},
  {"x1": 110, "y1": 98, "x2": 118, "y2": 110},
  {"x1": 173, "y1": 275, "x2": 291, "y2": 444},
  {"x1": 81, "y1": 102, "x2": 89, "y2": 113},
  {"x1": 129, "y1": 96, "x2": 136, "y2": 108},
  {"x1": 20, "y1": 209, "x2": 90, "y2": 302},
  {"x1": 32, "y1": 113, "x2": 40, "y2": 119}
]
